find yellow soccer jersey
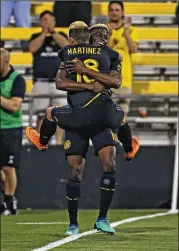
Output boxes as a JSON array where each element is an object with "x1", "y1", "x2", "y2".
[{"x1": 107, "y1": 24, "x2": 139, "y2": 88}]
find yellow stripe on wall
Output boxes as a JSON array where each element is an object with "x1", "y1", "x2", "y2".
[
  {"x1": 132, "y1": 81, "x2": 178, "y2": 94},
  {"x1": 10, "y1": 52, "x2": 178, "y2": 66},
  {"x1": 31, "y1": 2, "x2": 177, "y2": 16},
  {"x1": 25, "y1": 79, "x2": 178, "y2": 95},
  {"x1": 1, "y1": 27, "x2": 178, "y2": 41}
]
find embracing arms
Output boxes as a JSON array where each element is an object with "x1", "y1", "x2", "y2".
[
  {"x1": 66, "y1": 58, "x2": 122, "y2": 89},
  {"x1": 55, "y1": 69, "x2": 105, "y2": 93}
]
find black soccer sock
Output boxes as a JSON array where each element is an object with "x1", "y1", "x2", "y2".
[
  {"x1": 0, "y1": 190, "x2": 5, "y2": 202},
  {"x1": 117, "y1": 121, "x2": 133, "y2": 153},
  {"x1": 1, "y1": 189, "x2": 5, "y2": 196},
  {"x1": 4, "y1": 194, "x2": 13, "y2": 208},
  {"x1": 39, "y1": 117, "x2": 57, "y2": 146},
  {"x1": 66, "y1": 179, "x2": 80, "y2": 225},
  {"x1": 98, "y1": 172, "x2": 116, "y2": 219}
]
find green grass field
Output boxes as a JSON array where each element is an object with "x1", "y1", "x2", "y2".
[{"x1": 1, "y1": 210, "x2": 178, "y2": 251}]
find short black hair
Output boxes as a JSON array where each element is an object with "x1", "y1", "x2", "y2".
[
  {"x1": 109, "y1": 1, "x2": 124, "y2": 11},
  {"x1": 39, "y1": 10, "x2": 54, "y2": 20}
]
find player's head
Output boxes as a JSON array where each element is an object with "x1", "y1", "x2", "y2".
[
  {"x1": 108, "y1": 1, "x2": 124, "y2": 22},
  {"x1": 89, "y1": 24, "x2": 109, "y2": 46},
  {"x1": 69, "y1": 21, "x2": 89, "y2": 45},
  {"x1": 39, "y1": 10, "x2": 56, "y2": 29},
  {"x1": 0, "y1": 48, "x2": 10, "y2": 76}
]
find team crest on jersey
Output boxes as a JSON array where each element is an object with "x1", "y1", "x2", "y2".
[
  {"x1": 64, "y1": 140, "x2": 71, "y2": 150},
  {"x1": 8, "y1": 155, "x2": 14, "y2": 164}
]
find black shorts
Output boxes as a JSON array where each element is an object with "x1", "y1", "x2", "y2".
[
  {"x1": 112, "y1": 104, "x2": 124, "y2": 133},
  {"x1": 51, "y1": 94, "x2": 124, "y2": 132},
  {"x1": 64, "y1": 128, "x2": 117, "y2": 158},
  {"x1": 0, "y1": 128, "x2": 22, "y2": 169}
]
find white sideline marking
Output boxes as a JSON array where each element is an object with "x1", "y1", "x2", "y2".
[
  {"x1": 17, "y1": 222, "x2": 68, "y2": 225},
  {"x1": 31, "y1": 211, "x2": 178, "y2": 251}
]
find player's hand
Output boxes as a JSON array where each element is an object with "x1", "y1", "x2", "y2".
[
  {"x1": 42, "y1": 25, "x2": 49, "y2": 35},
  {"x1": 91, "y1": 81, "x2": 105, "y2": 93},
  {"x1": 66, "y1": 58, "x2": 87, "y2": 74},
  {"x1": 47, "y1": 16, "x2": 56, "y2": 33},
  {"x1": 123, "y1": 16, "x2": 132, "y2": 32}
]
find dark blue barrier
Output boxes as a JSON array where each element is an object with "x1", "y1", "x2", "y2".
[{"x1": 17, "y1": 146, "x2": 175, "y2": 209}]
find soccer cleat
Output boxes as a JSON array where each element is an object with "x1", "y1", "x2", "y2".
[
  {"x1": 65, "y1": 225, "x2": 79, "y2": 236},
  {"x1": 94, "y1": 218, "x2": 115, "y2": 234},
  {"x1": 3, "y1": 209, "x2": 11, "y2": 216},
  {"x1": 125, "y1": 136, "x2": 140, "y2": 162},
  {"x1": 25, "y1": 127, "x2": 48, "y2": 151},
  {"x1": 3, "y1": 197, "x2": 18, "y2": 215}
]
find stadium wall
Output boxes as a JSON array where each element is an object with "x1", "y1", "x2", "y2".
[{"x1": 17, "y1": 146, "x2": 175, "y2": 209}]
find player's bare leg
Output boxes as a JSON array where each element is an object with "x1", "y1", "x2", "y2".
[
  {"x1": 2, "y1": 167, "x2": 17, "y2": 215},
  {"x1": 0, "y1": 170, "x2": 5, "y2": 193},
  {"x1": 95, "y1": 146, "x2": 116, "y2": 234},
  {"x1": 25, "y1": 107, "x2": 56, "y2": 150},
  {"x1": 36, "y1": 115, "x2": 43, "y2": 134},
  {"x1": 55, "y1": 127, "x2": 65, "y2": 146},
  {"x1": 65, "y1": 156, "x2": 85, "y2": 236},
  {"x1": 3, "y1": 167, "x2": 17, "y2": 196}
]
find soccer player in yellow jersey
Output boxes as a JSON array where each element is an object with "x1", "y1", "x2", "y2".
[{"x1": 107, "y1": 1, "x2": 139, "y2": 114}]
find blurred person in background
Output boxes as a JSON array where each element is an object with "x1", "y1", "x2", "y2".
[
  {"x1": 107, "y1": 1, "x2": 139, "y2": 116},
  {"x1": 53, "y1": 1, "x2": 91, "y2": 27},
  {"x1": 1, "y1": 0, "x2": 31, "y2": 51},
  {"x1": 0, "y1": 41, "x2": 5, "y2": 48},
  {"x1": 0, "y1": 48, "x2": 25, "y2": 215},
  {"x1": 0, "y1": 0, "x2": 31, "y2": 27},
  {"x1": 29, "y1": 11, "x2": 69, "y2": 145},
  {"x1": 175, "y1": 2, "x2": 179, "y2": 25}
]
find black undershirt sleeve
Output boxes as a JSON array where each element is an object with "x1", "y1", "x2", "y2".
[
  {"x1": 11, "y1": 75, "x2": 26, "y2": 99},
  {"x1": 29, "y1": 33, "x2": 40, "y2": 42},
  {"x1": 104, "y1": 46, "x2": 122, "y2": 72},
  {"x1": 110, "y1": 49, "x2": 122, "y2": 73}
]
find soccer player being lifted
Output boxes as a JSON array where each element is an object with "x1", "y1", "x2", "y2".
[
  {"x1": 67, "y1": 23, "x2": 139, "y2": 161},
  {"x1": 26, "y1": 21, "x2": 136, "y2": 235}
]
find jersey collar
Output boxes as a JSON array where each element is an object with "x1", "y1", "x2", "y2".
[
  {"x1": 108, "y1": 22, "x2": 124, "y2": 30},
  {"x1": 0, "y1": 65, "x2": 14, "y2": 82}
]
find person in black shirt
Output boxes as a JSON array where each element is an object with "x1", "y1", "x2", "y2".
[
  {"x1": 26, "y1": 21, "x2": 123, "y2": 235},
  {"x1": 53, "y1": 1, "x2": 91, "y2": 27},
  {"x1": 29, "y1": 10, "x2": 69, "y2": 145},
  {"x1": 0, "y1": 48, "x2": 25, "y2": 215},
  {"x1": 175, "y1": 3, "x2": 179, "y2": 25}
]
